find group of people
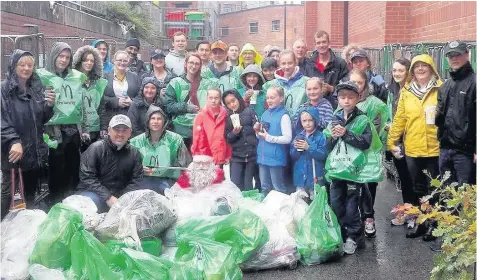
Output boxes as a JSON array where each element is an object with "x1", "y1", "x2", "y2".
[{"x1": 1, "y1": 29, "x2": 475, "y2": 256}]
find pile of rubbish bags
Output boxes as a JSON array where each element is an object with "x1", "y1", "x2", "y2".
[{"x1": 1, "y1": 182, "x2": 344, "y2": 280}]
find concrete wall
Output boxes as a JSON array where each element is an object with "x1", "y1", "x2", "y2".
[
  {"x1": 218, "y1": 4, "x2": 305, "y2": 51},
  {"x1": 1, "y1": 1, "x2": 124, "y2": 39}
]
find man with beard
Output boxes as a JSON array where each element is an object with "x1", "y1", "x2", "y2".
[
  {"x1": 125, "y1": 38, "x2": 147, "y2": 77},
  {"x1": 78, "y1": 114, "x2": 144, "y2": 212}
]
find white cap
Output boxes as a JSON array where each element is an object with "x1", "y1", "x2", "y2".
[{"x1": 109, "y1": 114, "x2": 132, "y2": 128}]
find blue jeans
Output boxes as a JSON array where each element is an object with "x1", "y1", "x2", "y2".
[
  {"x1": 79, "y1": 191, "x2": 109, "y2": 213},
  {"x1": 330, "y1": 180, "x2": 363, "y2": 241},
  {"x1": 259, "y1": 165, "x2": 287, "y2": 196},
  {"x1": 79, "y1": 177, "x2": 170, "y2": 213},
  {"x1": 439, "y1": 149, "x2": 476, "y2": 185},
  {"x1": 136, "y1": 176, "x2": 170, "y2": 195}
]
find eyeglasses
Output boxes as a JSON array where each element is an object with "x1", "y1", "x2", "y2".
[{"x1": 116, "y1": 59, "x2": 129, "y2": 64}]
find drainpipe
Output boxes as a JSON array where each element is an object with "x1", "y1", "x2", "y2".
[{"x1": 343, "y1": 1, "x2": 349, "y2": 46}]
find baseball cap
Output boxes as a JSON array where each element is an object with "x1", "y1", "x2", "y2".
[
  {"x1": 109, "y1": 114, "x2": 132, "y2": 128},
  {"x1": 444, "y1": 41, "x2": 468, "y2": 56},
  {"x1": 350, "y1": 49, "x2": 369, "y2": 61},
  {"x1": 211, "y1": 40, "x2": 227, "y2": 51},
  {"x1": 150, "y1": 49, "x2": 166, "y2": 59},
  {"x1": 335, "y1": 81, "x2": 360, "y2": 95}
]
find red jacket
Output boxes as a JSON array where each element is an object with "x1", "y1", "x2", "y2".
[{"x1": 191, "y1": 106, "x2": 232, "y2": 165}]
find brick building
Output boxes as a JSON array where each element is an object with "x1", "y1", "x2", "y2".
[
  {"x1": 304, "y1": 1, "x2": 476, "y2": 48},
  {"x1": 218, "y1": 3, "x2": 305, "y2": 51},
  {"x1": 219, "y1": 1, "x2": 476, "y2": 51}
]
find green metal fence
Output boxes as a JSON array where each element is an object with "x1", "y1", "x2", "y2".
[{"x1": 334, "y1": 41, "x2": 476, "y2": 84}]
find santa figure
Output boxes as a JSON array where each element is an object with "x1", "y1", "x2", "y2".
[{"x1": 175, "y1": 128, "x2": 225, "y2": 191}]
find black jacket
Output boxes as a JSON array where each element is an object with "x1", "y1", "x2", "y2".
[
  {"x1": 304, "y1": 49, "x2": 349, "y2": 86},
  {"x1": 1, "y1": 50, "x2": 54, "y2": 171},
  {"x1": 129, "y1": 58, "x2": 148, "y2": 78},
  {"x1": 223, "y1": 90, "x2": 259, "y2": 162},
  {"x1": 77, "y1": 138, "x2": 144, "y2": 201},
  {"x1": 140, "y1": 69, "x2": 176, "y2": 87},
  {"x1": 327, "y1": 107, "x2": 372, "y2": 152},
  {"x1": 436, "y1": 62, "x2": 476, "y2": 155},
  {"x1": 101, "y1": 71, "x2": 140, "y2": 130},
  {"x1": 127, "y1": 77, "x2": 167, "y2": 137}
]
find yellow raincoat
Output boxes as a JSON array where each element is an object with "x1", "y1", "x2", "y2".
[
  {"x1": 387, "y1": 54, "x2": 443, "y2": 157},
  {"x1": 238, "y1": 43, "x2": 263, "y2": 69}
]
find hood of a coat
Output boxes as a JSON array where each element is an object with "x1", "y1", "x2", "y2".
[
  {"x1": 3, "y1": 49, "x2": 42, "y2": 94},
  {"x1": 72, "y1": 45, "x2": 103, "y2": 79},
  {"x1": 91, "y1": 39, "x2": 110, "y2": 61},
  {"x1": 46, "y1": 42, "x2": 73, "y2": 74},
  {"x1": 240, "y1": 64, "x2": 266, "y2": 88},
  {"x1": 168, "y1": 49, "x2": 187, "y2": 58},
  {"x1": 222, "y1": 89, "x2": 246, "y2": 114},
  {"x1": 134, "y1": 77, "x2": 162, "y2": 107},
  {"x1": 274, "y1": 66, "x2": 303, "y2": 83},
  {"x1": 145, "y1": 104, "x2": 168, "y2": 139},
  {"x1": 295, "y1": 106, "x2": 320, "y2": 134},
  {"x1": 239, "y1": 43, "x2": 263, "y2": 68},
  {"x1": 406, "y1": 54, "x2": 442, "y2": 86}
]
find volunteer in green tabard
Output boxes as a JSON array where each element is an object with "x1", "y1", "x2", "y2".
[
  {"x1": 164, "y1": 53, "x2": 219, "y2": 146},
  {"x1": 36, "y1": 42, "x2": 87, "y2": 205},
  {"x1": 201, "y1": 40, "x2": 243, "y2": 93},
  {"x1": 130, "y1": 105, "x2": 192, "y2": 194},
  {"x1": 72, "y1": 45, "x2": 107, "y2": 152}
]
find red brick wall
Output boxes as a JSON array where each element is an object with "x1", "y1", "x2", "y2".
[
  {"x1": 218, "y1": 5, "x2": 305, "y2": 52},
  {"x1": 304, "y1": 1, "x2": 318, "y2": 49},
  {"x1": 409, "y1": 1, "x2": 476, "y2": 42},
  {"x1": 304, "y1": 1, "x2": 476, "y2": 48},
  {"x1": 348, "y1": 1, "x2": 386, "y2": 47},
  {"x1": 384, "y1": 1, "x2": 412, "y2": 44}
]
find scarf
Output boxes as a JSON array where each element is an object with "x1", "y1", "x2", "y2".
[{"x1": 407, "y1": 76, "x2": 438, "y2": 100}]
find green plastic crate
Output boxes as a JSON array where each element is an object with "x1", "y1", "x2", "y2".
[
  {"x1": 190, "y1": 29, "x2": 202, "y2": 39},
  {"x1": 185, "y1": 12, "x2": 205, "y2": 21}
]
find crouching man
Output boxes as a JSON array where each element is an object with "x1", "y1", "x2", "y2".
[{"x1": 77, "y1": 114, "x2": 144, "y2": 212}]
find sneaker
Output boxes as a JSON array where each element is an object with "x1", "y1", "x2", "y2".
[
  {"x1": 344, "y1": 238, "x2": 357, "y2": 255},
  {"x1": 407, "y1": 218, "x2": 416, "y2": 229},
  {"x1": 391, "y1": 216, "x2": 406, "y2": 226},
  {"x1": 364, "y1": 218, "x2": 376, "y2": 238}
]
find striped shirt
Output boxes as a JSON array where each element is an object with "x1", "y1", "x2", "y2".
[{"x1": 294, "y1": 98, "x2": 334, "y2": 130}]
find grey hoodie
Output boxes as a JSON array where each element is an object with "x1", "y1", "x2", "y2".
[
  {"x1": 46, "y1": 42, "x2": 72, "y2": 76},
  {"x1": 240, "y1": 64, "x2": 266, "y2": 89},
  {"x1": 165, "y1": 50, "x2": 187, "y2": 77}
]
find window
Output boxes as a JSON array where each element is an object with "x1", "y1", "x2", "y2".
[
  {"x1": 271, "y1": 20, "x2": 280, "y2": 31},
  {"x1": 220, "y1": 26, "x2": 229, "y2": 37},
  {"x1": 222, "y1": 4, "x2": 233, "y2": 13},
  {"x1": 249, "y1": 22, "x2": 258, "y2": 33}
]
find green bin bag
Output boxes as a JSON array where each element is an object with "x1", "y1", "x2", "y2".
[
  {"x1": 121, "y1": 248, "x2": 173, "y2": 280},
  {"x1": 175, "y1": 238, "x2": 242, "y2": 280},
  {"x1": 241, "y1": 189, "x2": 265, "y2": 202},
  {"x1": 175, "y1": 209, "x2": 269, "y2": 264},
  {"x1": 29, "y1": 203, "x2": 83, "y2": 269},
  {"x1": 297, "y1": 185, "x2": 344, "y2": 265},
  {"x1": 36, "y1": 68, "x2": 86, "y2": 125},
  {"x1": 70, "y1": 229, "x2": 126, "y2": 280},
  {"x1": 106, "y1": 238, "x2": 162, "y2": 257}
]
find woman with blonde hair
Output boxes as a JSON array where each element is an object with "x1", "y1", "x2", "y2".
[{"x1": 1, "y1": 50, "x2": 56, "y2": 219}]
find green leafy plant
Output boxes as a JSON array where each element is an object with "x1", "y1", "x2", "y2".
[
  {"x1": 105, "y1": 2, "x2": 153, "y2": 42},
  {"x1": 404, "y1": 171, "x2": 476, "y2": 280}
]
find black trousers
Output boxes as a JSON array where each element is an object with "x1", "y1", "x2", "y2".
[
  {"x1": 1, "y1": 168, "x2": 42, "y2": 220},
  {"x1": 405, "y1": 156, "x2": 439, "y2": 206},
  {"x1": 48, "y1": 134, "x2": 81, "y2": 206},
  {"x1": 230, "y1": 161, "x2": 258, "y2": 191},
  {"x1": 80, "y1": 131, "x2": 100, "y2": 153}
]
